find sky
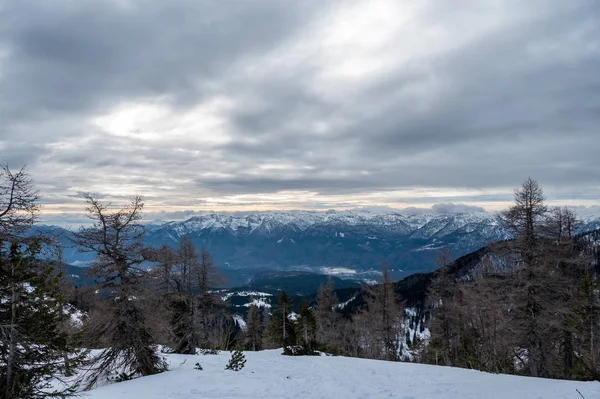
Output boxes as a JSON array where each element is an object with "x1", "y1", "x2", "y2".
[{"x1": 1, "y1": 0, "x2": 599, "y2": 224}]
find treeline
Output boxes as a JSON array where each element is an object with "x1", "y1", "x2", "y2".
[
  {"x1": 245, "y1": 265, "x2": 404, "y2": 362},
  {"x1": 423, "y1": 178, "x2": 600, "y2": 380},
  {"x1": 2, "y1": 163, "x2": 599, "y2": 398},
  {"x1": 0, "y1": 164, "x2": 408, "y2": 398}
]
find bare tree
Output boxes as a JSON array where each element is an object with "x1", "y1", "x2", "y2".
[
  {"x1": 546, "y1": 206, "x2": 581, "y2": 245},
  {"x1": 495, "y1": 179, "x2": 587, "y2": 378},
  {"x1": 425, "y1": 247, "x2": 458, "y2": 366},
  {"x1": 244, "y1": 303, "x2": 263, "y2": 351},
  {"x1": 360, "y1": 263, "x2": 403, "y2": 361},
  {"x1": 315, "y1": 277, "x2": 342, "y2": 353},
  {"x1": 73, "y1": 194, "x2": 165, "y2": 388},
  {"x1": 497, "y1": 178, "x2": 551, "y2": 377},
  {"x1": 0, "y1": 164, "x2": 40, "y2": 239},
  {"x1": 499, "y1": 177, "x2": 547, "y2": 269},
  {"x1": 192, "y1": 246, "x2": 225, "y2": 348}
]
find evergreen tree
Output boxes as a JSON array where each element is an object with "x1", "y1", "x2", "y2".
[
  {"x1": 267, "y1": 291, "x2": 295, "y2": 348},
  {"x1": 225, "y1": 350, "x2": 246, "y2": 371},
  {"x1": 0, "y1": 241, "x2": 86, "y2": 398},
  {"x1": 297, "y1": 298, "x2": 316, "y2": 352}
]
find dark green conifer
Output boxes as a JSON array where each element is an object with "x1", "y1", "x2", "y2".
[
  {"x1": 0, "y1": 240, "x2": 86, "y2": 398},
  {"x1": 225, "y1": 350, "x2": 246, "y2": 371},
  {"x1": 267, "y1": 291, "x2": 296, "y2": 348}
]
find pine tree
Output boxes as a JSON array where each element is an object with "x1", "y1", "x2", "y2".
[
  {"x1": 0, "y1": 241, "x2": 86, "y2": 398},
  {"x1": 225, "y1": 350, "x2": 246, "y2": 371}
]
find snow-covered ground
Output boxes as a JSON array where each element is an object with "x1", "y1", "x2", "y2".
[{"x1": 82, "y1": 349, "x2": 600, "y2": 399}]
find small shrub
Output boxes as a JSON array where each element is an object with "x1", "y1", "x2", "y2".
[
  {"x1": 111, "y1": 371, "x2": 134, "y2": 382},
  {"x1": 199, "y1": 349, "x2": 220, "y2": 355},
  {"x1": 283, "y1": 345, "x2": 320, "y2": 356},
  {"x1": 225, "y1": 350, "x2": 246, "y2": 371}
]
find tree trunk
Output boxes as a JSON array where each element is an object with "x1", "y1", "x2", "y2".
[{"x1": 6, "y1": 260, "x2": 17, "y2": 392}]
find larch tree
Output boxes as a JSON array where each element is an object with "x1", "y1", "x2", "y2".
[
  {"x1": 297, "y1": 297, "x2": 316, "y2": 352},
  {"x1": 361, "y1": 263, "x2": 403, "y2": 361},
  {"x1": 498, "y1": 178, "x2": 550, "y2": 377},
  {"x1": 244, "y1": 303, "x2": 263, "y2": 351},
  {"x1": 315, "y1": 277, "x2": 341, "y2": 353},
  {"x1": 194, "y1": 247, "x2": 222, "y2": 347},
  {"x1": 170, "y1": 239, "x2": 199, "y2": 354},
  {"x1": 0, "y1": 164, "x2": 40, "y2": 238},
  {"x1": 73, "y1": 194, "x2": 166, "y2": 388},
  {"x1": 490, "y1": 179, "x2": 585, "y2": 378},
  {"x1": 425, "y1": 247, "x2": 458, "y2": 366}
]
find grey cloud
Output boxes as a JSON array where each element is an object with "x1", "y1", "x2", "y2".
[
  {"x1": 430, "y1": 203, "x2": 487, "y2": 215},
  {"x1": 1, "y1": 0, "x2": 599, "y2": 220},
  {"x1": 1, "y1": 0, "x2": 323, "y2": 120},
  {"x1": 398, "y1": 203, "x2": 488, "y2": 215}
]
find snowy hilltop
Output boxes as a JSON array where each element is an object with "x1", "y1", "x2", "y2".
[{"x1": 82, "y1": 349, "x2": 600, "y2": 399}]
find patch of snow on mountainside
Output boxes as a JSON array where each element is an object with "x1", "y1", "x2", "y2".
[
  {"x1": 81, "y1": 349, "x2": 600, "y2": 399},
  {"x1": 221, "y1": 291, "x2": 272, "y2": 301},
  {"x1": 401, "y1": 308, "x2": 430, "y2": 361},
  {"x1": 233, "y1": 314, "x2": 246, "y2": 330},
  {"x1": 337, "y1": 294, "x2": 357, "y2": 309},
  {"x1": 242, "y1": 298, "x2": 271, "y2": 308}
]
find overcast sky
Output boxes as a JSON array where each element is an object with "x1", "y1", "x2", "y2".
[{"x1": 1, "y1": 0, "x2": 599, "y2": 222}]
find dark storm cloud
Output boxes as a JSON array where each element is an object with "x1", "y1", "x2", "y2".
[{"x1": 0, "y1": 0, "x2": 599, "y2": 216}]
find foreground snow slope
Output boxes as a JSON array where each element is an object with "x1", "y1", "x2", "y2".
[{"x1": 84, "y1": 349, "x2": 600, "y2": 399}]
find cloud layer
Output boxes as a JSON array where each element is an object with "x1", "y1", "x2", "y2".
[{"x1": 1, "y1": 0, "x2": 599, "y2": 217}]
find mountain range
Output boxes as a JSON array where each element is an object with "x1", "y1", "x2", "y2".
[{"x1": 36, "y1": 209, "x2": 600, "y2": 286}]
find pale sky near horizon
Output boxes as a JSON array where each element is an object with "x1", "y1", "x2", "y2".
[{"x1": 1, "y1": 0, "x2": 599, "y2": 224}]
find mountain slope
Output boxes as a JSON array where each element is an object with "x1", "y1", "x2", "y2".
[
  {"x1": 143, "y1": 210, "x2": 509, "y2": 279},
  {"x1": 81, "y1": 349, "x2": 600, "y2": 399},
  {"x1": 38, "y1": 210, "x2": 600, "y2": 285}
]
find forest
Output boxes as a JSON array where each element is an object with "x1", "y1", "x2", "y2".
[{"x1": 1, "y1": 164, "x2": 599, "y2": 398}]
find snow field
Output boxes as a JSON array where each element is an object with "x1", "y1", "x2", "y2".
[{"x1": 82, "y1": 349, "x2": 600, "y2": 399}]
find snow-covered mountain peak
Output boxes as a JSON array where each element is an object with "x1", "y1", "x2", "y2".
[{"x1": 161, "y1": 209, "x2": 498, "y2": 238}]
